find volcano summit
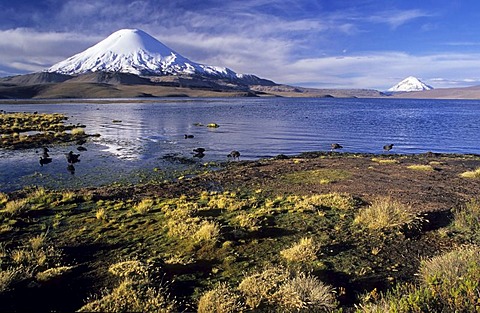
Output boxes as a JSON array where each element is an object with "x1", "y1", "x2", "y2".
[{"x1": 47, "y1": 28, "x2": 254, "y2": 81}]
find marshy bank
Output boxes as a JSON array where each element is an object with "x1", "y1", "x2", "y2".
[{"x1": 0, "y1": 152, "x2": 479, "y2": 312}]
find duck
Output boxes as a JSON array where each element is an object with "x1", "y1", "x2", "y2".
[
  {"x1": 41, "y1": 147, "x2": 50, "y2": 158},
  {"x1": 184, "y1": 134, "x2": 194, "y2": 139},
  {"x1": 331, "y1": 143, "x2": 343, "y2": 151},
  {"x1": 383, "y1": 144, "x2": 394, "y2": 152},
  {"x1": 66, "y1": 151, "x2": 80, "y2": 164},
  {"x1": 193, "y1": 148, "x2": 205, "y2": 154},
  {"x1": 227, "y1": 150, "x2": 241, "y2": 160},
  {"x1": 77, "y1": 146, "x2": 88, "y2": 151},
  {"x1": 39, "y1": 156, "x2": 52, "y2": 166}
]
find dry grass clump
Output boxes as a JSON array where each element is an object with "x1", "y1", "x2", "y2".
[
  {"x1": 0, "y1": 193, "x2": 8, "y2": 206},
  {"x1": 3, "y1": 199, "x2": 29, "y2": 216},
  {"x1": 232, "y1": 212, "x2": 261, "y2": 231},
  {"x1": 108, "y1": 260, "x2": 150, "y2": 280},
  {"x1": 451, "y1": 199, "x2": 480, "y2": 241},
  {"x1": 280, "y1": 237, "x2": 319, "y2": 264},
  {"x1": 36, "y1": 266, "x2": 74, "y2": 282},
  {"x1": 406, "y1": 164, "x2": 434, "y2": 171},
  {"x1": 238, "y1": 266, "x2": 337, "y2": 312},
  {"x1": 79, "y1": 278, "x2": 176, "y2": 313},
  {"x1": 207, "y1": 192, "x2": 248, "y2": 211},
  {"x1": 71, "y1": 127, "x2": 85, "y2": 136},
  {"x1": 197, "y1": 282, "x2": 245, "y2": 313},
  {"x1": 95, "y1": 208, "x2": 107, "y2": 221},
  {"x1": 134, "y1": 198, "x2": 155, "y2": 214},
  {"x1": 238, "y1": 266, "x2": 290, "y2": 309},
  {"x1": 192, "y1": 220, "x2": 221, "y2": 244},
  {"x1": 285, "y1": 193, "x2": 357, "y2": 212},
  {"x1": 460, "y1": 167, "x2": 480, "y2": 178},
  {"x1": 0, "y1": 267, "x2": 22, "y2": 293},
  {"x1": 167, "y1": 217, "x2": 221, "y2": 245},
  {"x1": 371, "y1": 158, "x2": 400, "y2": 164},
  {"x1": 0, "y1": 234, "x2": 64, "y2": 292},
  {"x1": 80, "y1": 260, "x2": 176, "y2": 313},
  {"x1": 353, "y1": 197, "x2": 421, "y2": 231},
  {"x1": 273, "y1": 273, "x2": 337, "y2": 312}
]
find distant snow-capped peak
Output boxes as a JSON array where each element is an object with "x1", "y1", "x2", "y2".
[
  {"x1": 388, "y1": 76, "x2": 433, "y2": 92},
  {"x1": 47, "y1": 29, "x2": 240, "y2": 79}
]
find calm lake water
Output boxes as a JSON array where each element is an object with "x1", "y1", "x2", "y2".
[{"x1": 1, "y1": 97, "x2": 480, "y2": 192}]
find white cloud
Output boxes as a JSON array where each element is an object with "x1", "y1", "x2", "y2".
[
  {"x1": 0, "y1": 28, "x2": 100, "y2": 73},
  {"x1": 367, "y1": 9, "x2": 431, "y2": 29}
]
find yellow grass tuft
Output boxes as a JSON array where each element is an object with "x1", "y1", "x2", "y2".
[
  {"x1": 460, "y1": 167, "x2": 480, "y2": 178},
  {"x1": 197, "y1": 282, "x2": 244, "y2": 313},
  {"x1": 273, "y1": 273, "x2": 337, "y2": 311},
  {"x1": 280, "y1": 237, "x2": 319, "y2": 264},
  {"x1": 407, "y1": 164, "x2": 434, "y2": 171},
  {"x1": 353, "y1": 197, "x2": 420, "y2": 231},
  {"x1": 371, "y1": 158, "x2": 400, "y2": 164},
  {"x1": 238, "y1": 266, "x2": 290, "y2": 309},
  {"x1": 134, "y1": 198, "x2": 155, "y2": 214}
]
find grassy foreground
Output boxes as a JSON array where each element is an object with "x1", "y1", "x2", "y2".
[{"x1": 0, "y1": 152, "x2": 480, "y2": 312}]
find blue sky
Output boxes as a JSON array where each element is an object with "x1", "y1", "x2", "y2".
[{"x1": 1, "y1": 0, "x2": 480, "y2": 90}]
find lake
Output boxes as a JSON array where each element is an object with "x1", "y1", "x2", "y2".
[{"x1": 1, "y1": 97, "x2": 480, "y2": 192}]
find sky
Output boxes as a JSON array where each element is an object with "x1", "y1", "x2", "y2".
[{"x1": 1, "y1": 0, "x2": 480, "y2": 90}]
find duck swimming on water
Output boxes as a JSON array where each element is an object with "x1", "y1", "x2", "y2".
[{"x1": 66, "y1": 151, "x2": 80, "y2": 164}]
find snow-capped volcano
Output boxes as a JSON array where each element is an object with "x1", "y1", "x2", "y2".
[
  {"x1": 388, "y1": 76, "x2": 433, "y2": 92},
  {"x1": 47, "y1": 29, "x2": 244, "y2": 80}
]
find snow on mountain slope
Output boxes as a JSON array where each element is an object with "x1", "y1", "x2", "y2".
[
  {"x1": 388, "y1": 76, "x2": 433, "y2": 92},
  {"x1": 47, "y1": 29, "x2": 243, "y2": 80}
]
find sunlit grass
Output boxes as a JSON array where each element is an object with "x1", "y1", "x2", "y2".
[
  {"x1": 371, "y1": 158, "x2": 400, "y2": 164},
  {"x1": 406, "y1": 164, "x2": 434, "y2": 171},
  {"x1": 460, "y1": 167, "x2": 480, "y2": 178},
  {"x1": 353, "y1": 197, "x2": 421, "y2": 231}
]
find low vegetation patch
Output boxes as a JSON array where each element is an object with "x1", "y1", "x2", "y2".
[
  {"x1": 281, "y1": 168, "x2": 350, "y2": 185},
  {"x1": 0, "y1": 111, "x2": 95, "y2": 149},
  {"x1": 460, "y1": 167, "x2": 480, "y2": 178},
  {"x1": 371, "y1": 158, "x2": 400, "y2": 164},
  {"x1": 406, "y1": 164, "x2": 434, "y2": 171},
  {"x1": 353, "y1": 197, "x2": 422, "y2": 231}
]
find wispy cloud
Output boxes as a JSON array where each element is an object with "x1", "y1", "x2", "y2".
[{"x1": 367, "y1": 9, "x2": 431, "y2": 29}]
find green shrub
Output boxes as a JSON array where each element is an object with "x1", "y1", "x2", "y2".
[
  {"x1": 451, "y1": 199, "x2": 480, "y2": 241},
  {"x1": 418, "y1": 246, "x2": 480, "y2": 312}
]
